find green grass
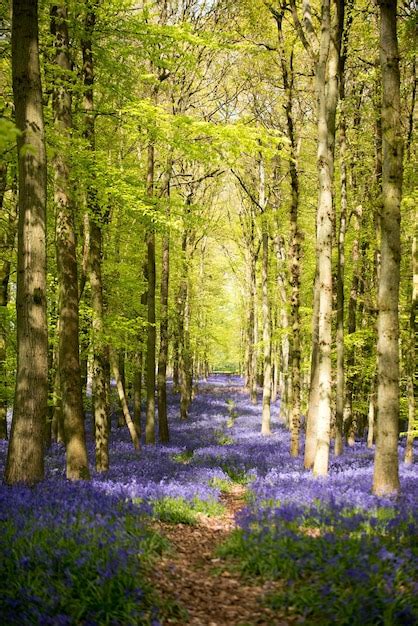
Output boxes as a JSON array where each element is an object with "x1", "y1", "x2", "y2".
[
  {"x1": 152, "y1": 497, "x2": 225, "y2": 524},
  {"x1": 171, "y1": 450, "x2": 194, "y2": 464}
]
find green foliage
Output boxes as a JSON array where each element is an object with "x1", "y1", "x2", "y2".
[
  {"x1": 152, "y1": 496, "x2": 224, "y2": 524},
  {"x1": 0, "y1": 118, "x2": 19, "y2": 153},
  {"x1": 171, "y1": 450, "x2": 194, "y2": 464}
]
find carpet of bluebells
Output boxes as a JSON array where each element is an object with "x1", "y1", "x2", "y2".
[{"x1": 0, "y1": 375, "x2": 417, "y2": 625}]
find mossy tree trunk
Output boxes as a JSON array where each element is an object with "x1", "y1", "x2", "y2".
[
  {"x1": 5, "y1": 0, "x2": 48, "y2": 485},
  {"x1": 372, "y1": 0, "x2": 403, "y2": 496}
]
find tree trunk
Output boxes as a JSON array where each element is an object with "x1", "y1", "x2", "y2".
[
  {"x1": 133, "y1": 349, "x2": 143, "y2": 438},
  {"x1": 304, "y1": 269, "x2": 320, "y2": 468},
  {"x1": 334, "y1": 2, "x2": 353, "y2": 455},
  {"x1": 343, "y1": 206, "x2": 362, "y2": 442},
  {"x1": 275, "y1": 11, "x2": 302, "y2": 455},
  {"x1": 260, "y1": 157, "x2": 271, "y2": 435},
  {"x1": 145, "y1": 141, "x2": 156, "y2": 444},
  {"x1": 312, "y1": 0, "x2": 343, "y2": 477},
  {"x1": 110, "y1": 350, "x2": 140, "y2": 450},
  {"x1": 51, "y1": 4, "x2": 89, "y2": 480},
  {"x1": 157, "y1": 161, "x2": 172, "y2": 443},
  {"x1": 82, "y1": 3, "x2": 109, "y2": 472},
  {"x1": 372, "y1": 0, "x2": 402, "y2": 496},
  {"x1": 5, "y1": 0, "x2": 48, "y2": 485},
  {"x1": 249, "y1": 250, "x2": 258, "y2": 404},
  {"x1": 404, "y1": 235, "x2": 416, "y2": 464}
]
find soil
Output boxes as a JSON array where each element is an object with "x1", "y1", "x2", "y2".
[{"x1": 149, "y1": 485, "x2": 303, "y2": 626}]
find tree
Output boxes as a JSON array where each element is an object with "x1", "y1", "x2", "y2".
[
  {"x1": 5, "y1": 0, "x2": 48, "y2": 484},
  {"x1": 372, "y1": 0, "x2": 403, "y2": 496},
  {"x1": 82, "y1": 1, "x2": 109, "y2": 472},
  {"x1": 51, "y1": 3, "x2": 90, "y2": 480}
]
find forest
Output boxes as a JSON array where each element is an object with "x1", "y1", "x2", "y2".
[{"x1": 0, "y1": 0, "x2": 417, "y2": 624}]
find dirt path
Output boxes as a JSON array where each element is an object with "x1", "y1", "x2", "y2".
[{"x1": 150, "y1": 485, "x2": 298, "y2": 626}]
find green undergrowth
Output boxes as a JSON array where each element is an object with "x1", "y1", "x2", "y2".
[
  {"x1": 171, "y1": 450, "x2": 194, "y2": 464},
  {"x1": 152, "y1": 496, "x2": 225, "y2": 524}
]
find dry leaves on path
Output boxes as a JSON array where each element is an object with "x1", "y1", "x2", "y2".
[{"x1": 149, "y1": 486, "x2": 303, "y2": 626}]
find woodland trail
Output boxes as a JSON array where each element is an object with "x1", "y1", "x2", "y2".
[{"x1": 150, "y1": 485, "x2": 295, "y2": 626}]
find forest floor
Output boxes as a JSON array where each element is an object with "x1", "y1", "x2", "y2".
[
  {"x1": 0, "y1": 375, "x2": 417, "y2": 625},
  {"x1": 150, "y1": 485, "x2": 295, "y2": 626}
]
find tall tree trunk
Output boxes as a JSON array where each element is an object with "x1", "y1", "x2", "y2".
[
  {"x1": 145, "y1": 141, "x2": 156, "y2": 444},
  {"x1": 5, "y1": 0, "x2": 48, "y2": 484},
  {"x1": 51, "y1": 4, "x2": 89, "y2": 480},
  {"x1": 334, "y1": 1, "x2": 353, "y2": 456},
  {"x1": 82, "y1": 3, "x2": 109, "y2": 472},
  {"x1": 157, "y1": 161, "x2": 172, "y2": 443},
  {"x1": 260, "y1": 157, "x2": 271, "y2": 435},
  {"x1": 312, "y1": 0, "x2": 343, "y2": 477},
  {"x1": 273, "y1": 8, "x2": 302, "y2": 455},
  {"x1": 372, "y1": 0, "x2": 403, "y2": 496}
]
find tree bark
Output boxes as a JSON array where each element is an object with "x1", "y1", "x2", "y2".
[
  {"x1": 312, "y1": 0, "x2": 343, "y2": 477},
  {"x1": 145, "y1": 141, "x2": 156, "y2": 444},
  {"x1": 51, "y1": 4, "x2": 90, "y2": 480},
  {"x1": 110, "y1": 350, "x2": 140, "y2": 450},
  {"x1": 133, "y1": 349, "x2": 143, "y2": 437},
  {"x1": 273, "y1": 7, "x2": 302, "y2": 455},
  {"x1": 82, "y1": 2, "x2": 109, "y2": 472},
  {"x1": 157, "y1": 160, "x2": 172, "y2": 443},
  {"x1": 260, "y1": 156, "x2": 271, "y2": 436},
  {"x1": 304, "y1": 269, "x2": 320, "y2": 468},
  {"x1": 372, "y1": 0, "x2": 402, "y2": 496},
  {"x1": 5, "y1": 0, "x2": 48, "y2": 485}
]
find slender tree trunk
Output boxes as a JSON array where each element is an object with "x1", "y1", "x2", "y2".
[
  {"x1": 304, "y1": 269, "x2": 320, "y2": 468},
  {"x1": 343, "y1": 206, "x2": 362, "y2": 441},
  {"x1": 133, "y1": 349, "x2": 143, "y2": 437},
  {"x1": 5, "y1": 0, "x2": 48, "y2": 484},
  {"x1": 110, "y1": 350, "x2": 140, "y2": 450},
  {"x1": 250, "y1": 250, "x2": 258, "y2": 404},
  {"x1": 334, "y1": 121, "x2": 347, "y2": 456},
  {"x1": 178, "y1": 258, "x2": 190, "y2": 420},
  {"x1": 157, "y1": 161, "x2": 172, "y2": 443},
  {"x1": 260, "y1": 157, "x2": 271, "y2": 435},
  {"x1": 334, "y1": 3, "x2": 353, "y2": 455},
  {"x1": 145, "y1": 141, "x2": 156, "y2": 443},
  {"x1": 82, "y1": 3, "x2": 109, "y2": 472},
  {"x1": 372, "y1": 0, "x2": 403, "y2": 496},
  {"x1": 51, "y1": 4, "x2": 89, "y2": 480},
  {"x1": 312, "y1": 0, "x2": 343, "y2": 477},
  {"x1": 276, "y1": 239, "x2": 289, "y2": 424},
  {"x1": 367, "y1": 389, "x2": 376, "y2": 448},
  {"x1": 274, "y1": 11, "x2": 302, "y2": 455},
  {"x1": 404, "y1": 236, "x2": 416, "y2": 464}
]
